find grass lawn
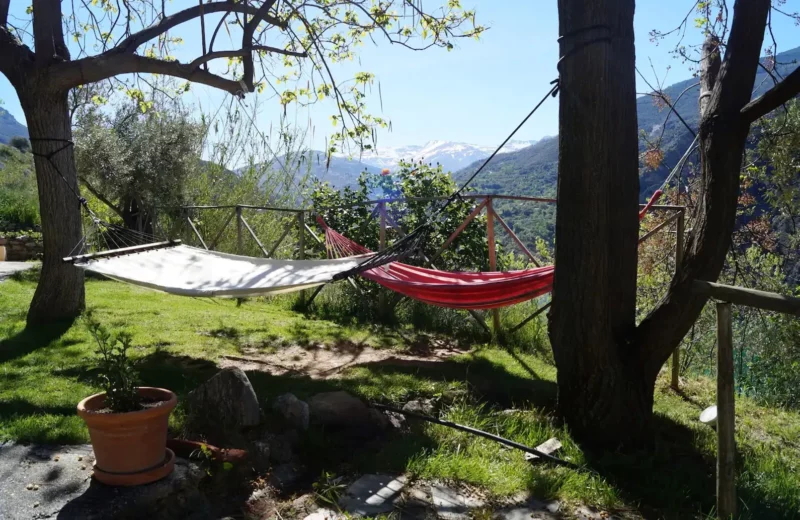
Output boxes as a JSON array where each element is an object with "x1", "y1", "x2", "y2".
[{"x1": 1, "y1": 272, "x2": 799, "y2": 519}]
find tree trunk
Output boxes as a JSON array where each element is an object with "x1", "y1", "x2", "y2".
[
  {"x1": 549, "y1": 0, "x2": 645, "y2": 447},
  {"x1": 635, "y1": 0, "x2": 770, "y2": 375},
  {"x1": 120, "y1": 196, "x2": 154, "y2": 236},
  {"x1": 22, "y1": 88, "x2": 86, "y2": 324}
]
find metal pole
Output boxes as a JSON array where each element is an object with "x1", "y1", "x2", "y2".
[
  {"x1": 716, "y1": 301, "x2": 736, "y2": 519},
  {"x1": 487, "y1": 197, "x2": 500, "y2": 335}
]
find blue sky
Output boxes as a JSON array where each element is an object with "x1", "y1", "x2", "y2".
[{"x1": 2, "y1": 1, "x2": 800, "y2": 150}]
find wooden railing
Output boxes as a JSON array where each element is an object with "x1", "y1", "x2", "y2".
[{"x1": 691, "y1": 281, "x2": 800, "y2": 519}]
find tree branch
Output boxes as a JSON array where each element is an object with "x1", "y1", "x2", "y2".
[
  {"x1": 242, "y1": 0, "x2": 279, "y2": 92},
  {"x1": 79, "y1": 176, "x2": 123, "y2": 218},
  {"x1": 189, "y1": 46, "x2": 306, "y2": 71},
  {"x1": 108, "y1": 1, "x2": 285, "y2": 55},
  {"x1": 56, "y1": 54, "x2": 244, "y2": 95},
  {"x1": 0, "y1": 27, "x2": 35, "y2": 83},
  {"x1": 0, "y1": 0, "x2": 9, "y2": 27},
  {"x1": 741, "y1": 66, "x2": 800, "y2": 122}
]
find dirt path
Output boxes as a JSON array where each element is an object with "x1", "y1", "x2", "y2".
[
  {"x1": 0, "y1": 262, "x2": 35, "y2": 281},
  {"x1": 219, "y1": 339, "x2": 468, "y2": 379}
]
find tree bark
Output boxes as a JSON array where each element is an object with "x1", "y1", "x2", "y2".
[
  {"x1": 550, "y1": 0, "x2": 645, "y2": 446},
  {"x1": 22, "y1": 87, "x2": 86, "y2": 324}
]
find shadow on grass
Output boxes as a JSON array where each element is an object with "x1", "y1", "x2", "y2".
[
  {"x1": 65, "y1": 349, "x2": 795, "y2": 519},
  {"x1": 0, "y1": 399, "x2": 76, "y2": 418},
  {"x1": 0, "y1": 317, "x2": 77, "y2": 364}
]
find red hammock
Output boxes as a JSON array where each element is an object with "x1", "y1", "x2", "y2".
[
  {"x1": 318, "y1": 219, "x2": 553, "y2": 309},
  {"x1": 317, "y1": 190, "x2": 662, "y2": 310}
]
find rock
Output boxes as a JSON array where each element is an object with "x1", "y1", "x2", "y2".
[
  {"x1": 187, "y1": 367, "x2": 261, "y2": 444},
  {"x1": 493, "y1": 498, "x2": 561, "y2": 520},
  {"x1": 273, "y1": 393, "x2": 310, "y2": 431},
  {"x1": 289, "y1": 494, "x2": 319, "y2": 518},
  {"x1": 308, "y1": 391, "x2": 386, "y2": 432},
  {"x1": 251, "y1": 441, "x2": 271, "y2": 471},
  {"x1": 339, "y1": 474, "x2": 408, "y2": 517},
  {"x1": 431, "y1": 483, "x2": 485, "y2": 520},
  {"x1": 384, "y1": 410, "x2": 407, "y2": 430},
  {"x1": 574, "y1": 505, "x2": 620, "y2": 519},
  {"x1": 368, "y1": 408, "x2": 390, "y2": 430},
  {"x1": 269, "y1": 463, "x2": 305, "y2": 493},
  {"x1": 262, "y1": 431, "x2": 297, "y2": 464},
  {"x1": 303, "y1": 508, "x2": 345, "y2": 520},
  {"x1": 244, "y1": 488, "x2": 279, "y2": 520},
  {"x1": 524, "y1": 437, "x2": 563, "y2": 463},
  {"x1": 402, "y1": 399, "x2": 435, "y2": 416}
]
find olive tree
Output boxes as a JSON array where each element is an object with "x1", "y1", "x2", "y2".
[{"x1": 0, "y1": 0, "x2": 483, "y2": 323}]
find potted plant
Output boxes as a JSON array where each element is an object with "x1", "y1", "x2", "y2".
[{"x1": 77, "y1": 315, "x2": 177, "y2": 486}]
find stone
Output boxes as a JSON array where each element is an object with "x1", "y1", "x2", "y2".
[
  {"x1": 308, "y1": 391, "x2": 385, "y2": 432},
  {"x1": 338, "y1": 474, "x2": 407, "y2": 516},
  {"x1": 384, "y1": 410, "x2": 407, "y2": 430},
  {"x1": 272, "y1": 393, "x2": 310, "y2": 431},
  {"x1": 303, "y1": 508, "x2": 345, "y2": 520},
  {"x1": 524, "y1": 437, "x2": 562, "y2": 463},
  {"x1": 269, "y1": 463, "x2": 305, "y2": 492},
  {"x1": 251, "y1": 441, "x2": 271, "y2": 471},
  {"x1": 430, "y1": 483, "x2": 485, "y2": 520},
  {"x1": 402, "y1": 399, "x2": 435, "y2": 416},
  {"x1": 244, "y1": 488, "x2": 279, "y2": 520},
  {"x1": 187, "y1": 367, "x2": 261, "y2": 443},
  {"x1": 262, "y1": 432, "x2": 297, "y2": 464},
  {"x1": 0, "y1": 443, "x2": 210, "y2": 520},
  {"x1": 397, "y1": 482, "x2": 432, "y2": 513},
  {"x1": 493, "y1": 498, "x2": 561, "y2": 520},
  {"x1": 574, "y1": 505, "x2": 620, "y2": 519}
]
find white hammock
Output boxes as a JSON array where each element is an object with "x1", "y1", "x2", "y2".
[{"x1": 76, "y1": 244, "x2": 370, "y2": 297}]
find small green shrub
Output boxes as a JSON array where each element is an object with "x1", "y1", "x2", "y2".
[
  {"x1": 85, "y1": 313, "x2": 140, "y2": 413},
  {"x1": 9, "y1": 136, "x2": 30, "y2": 153}
]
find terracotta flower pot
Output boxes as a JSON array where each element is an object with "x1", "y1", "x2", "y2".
[{"x1": 77, "y1": 387, "x2": 177, "y2": 486}]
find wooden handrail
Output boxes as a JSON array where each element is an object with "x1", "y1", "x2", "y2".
[
  {"x1": 175, "y1": 197, "x2": 685, "y2": 214},
  {"x1": 692, "y1": 280, "x2": 800, "y2": 316}
]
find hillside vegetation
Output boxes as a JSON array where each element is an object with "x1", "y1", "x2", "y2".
[
  {"x1": 454, "y1": 46, "x2": 800, "y2": 246},
  {"x1": 0, "y1": 143, "x2": 37, "y2": 230}
]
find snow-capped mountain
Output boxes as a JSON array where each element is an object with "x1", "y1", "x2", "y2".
[{"x1": 335, "y1": 139, "x2": 540, "y2": 173}]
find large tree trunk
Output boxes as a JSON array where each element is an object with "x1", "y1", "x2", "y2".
[
  {"x1": 549, "y1": 0, "x2": 645, "y2": 447},
  {"x1": 22, "y1": 88, "x2": 86, "y2": 324}
]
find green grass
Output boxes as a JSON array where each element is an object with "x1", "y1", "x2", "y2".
[{"x1": 1, "y1": 274, "x2": 799, "y2": 519}]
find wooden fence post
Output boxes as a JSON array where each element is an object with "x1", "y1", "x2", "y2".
[
  {"x1": 486, "y1": 197, "x2": 501, "y2": 335},
  {"x1": 716, "y1": 301, "x2": 736, "y2": 519},
  {"x1": 672, "y1": 209, "x2": 686, "y2": 390},
  {"x1": 298, "y1": 211, "x2": 306, "y2": 306},
  {"x1": 236, "y1": 206, "x2": 243, "y2": 255}
]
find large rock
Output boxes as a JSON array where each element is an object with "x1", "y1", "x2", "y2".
[
  {"x1": 272, "y1": 393, "x2": 310, "y2": 431},
  {"x1": 308, "y1": 391, "x2": 386, "y2": 432},
  {"x1": 188, "y1": 368, "x2": 261, "y2": 444}
]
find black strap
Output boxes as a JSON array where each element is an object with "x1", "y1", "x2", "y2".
[
  {"x1": 29, "y1": 137, "x2": 90, "y2": 209},
  {"x1": 557, "y1": 24, "x2": 613, "y2": 72}
]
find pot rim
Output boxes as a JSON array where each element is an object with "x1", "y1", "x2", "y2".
[{"x1": 77, "y1": 387, "x2": 177, "y2": 423}]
